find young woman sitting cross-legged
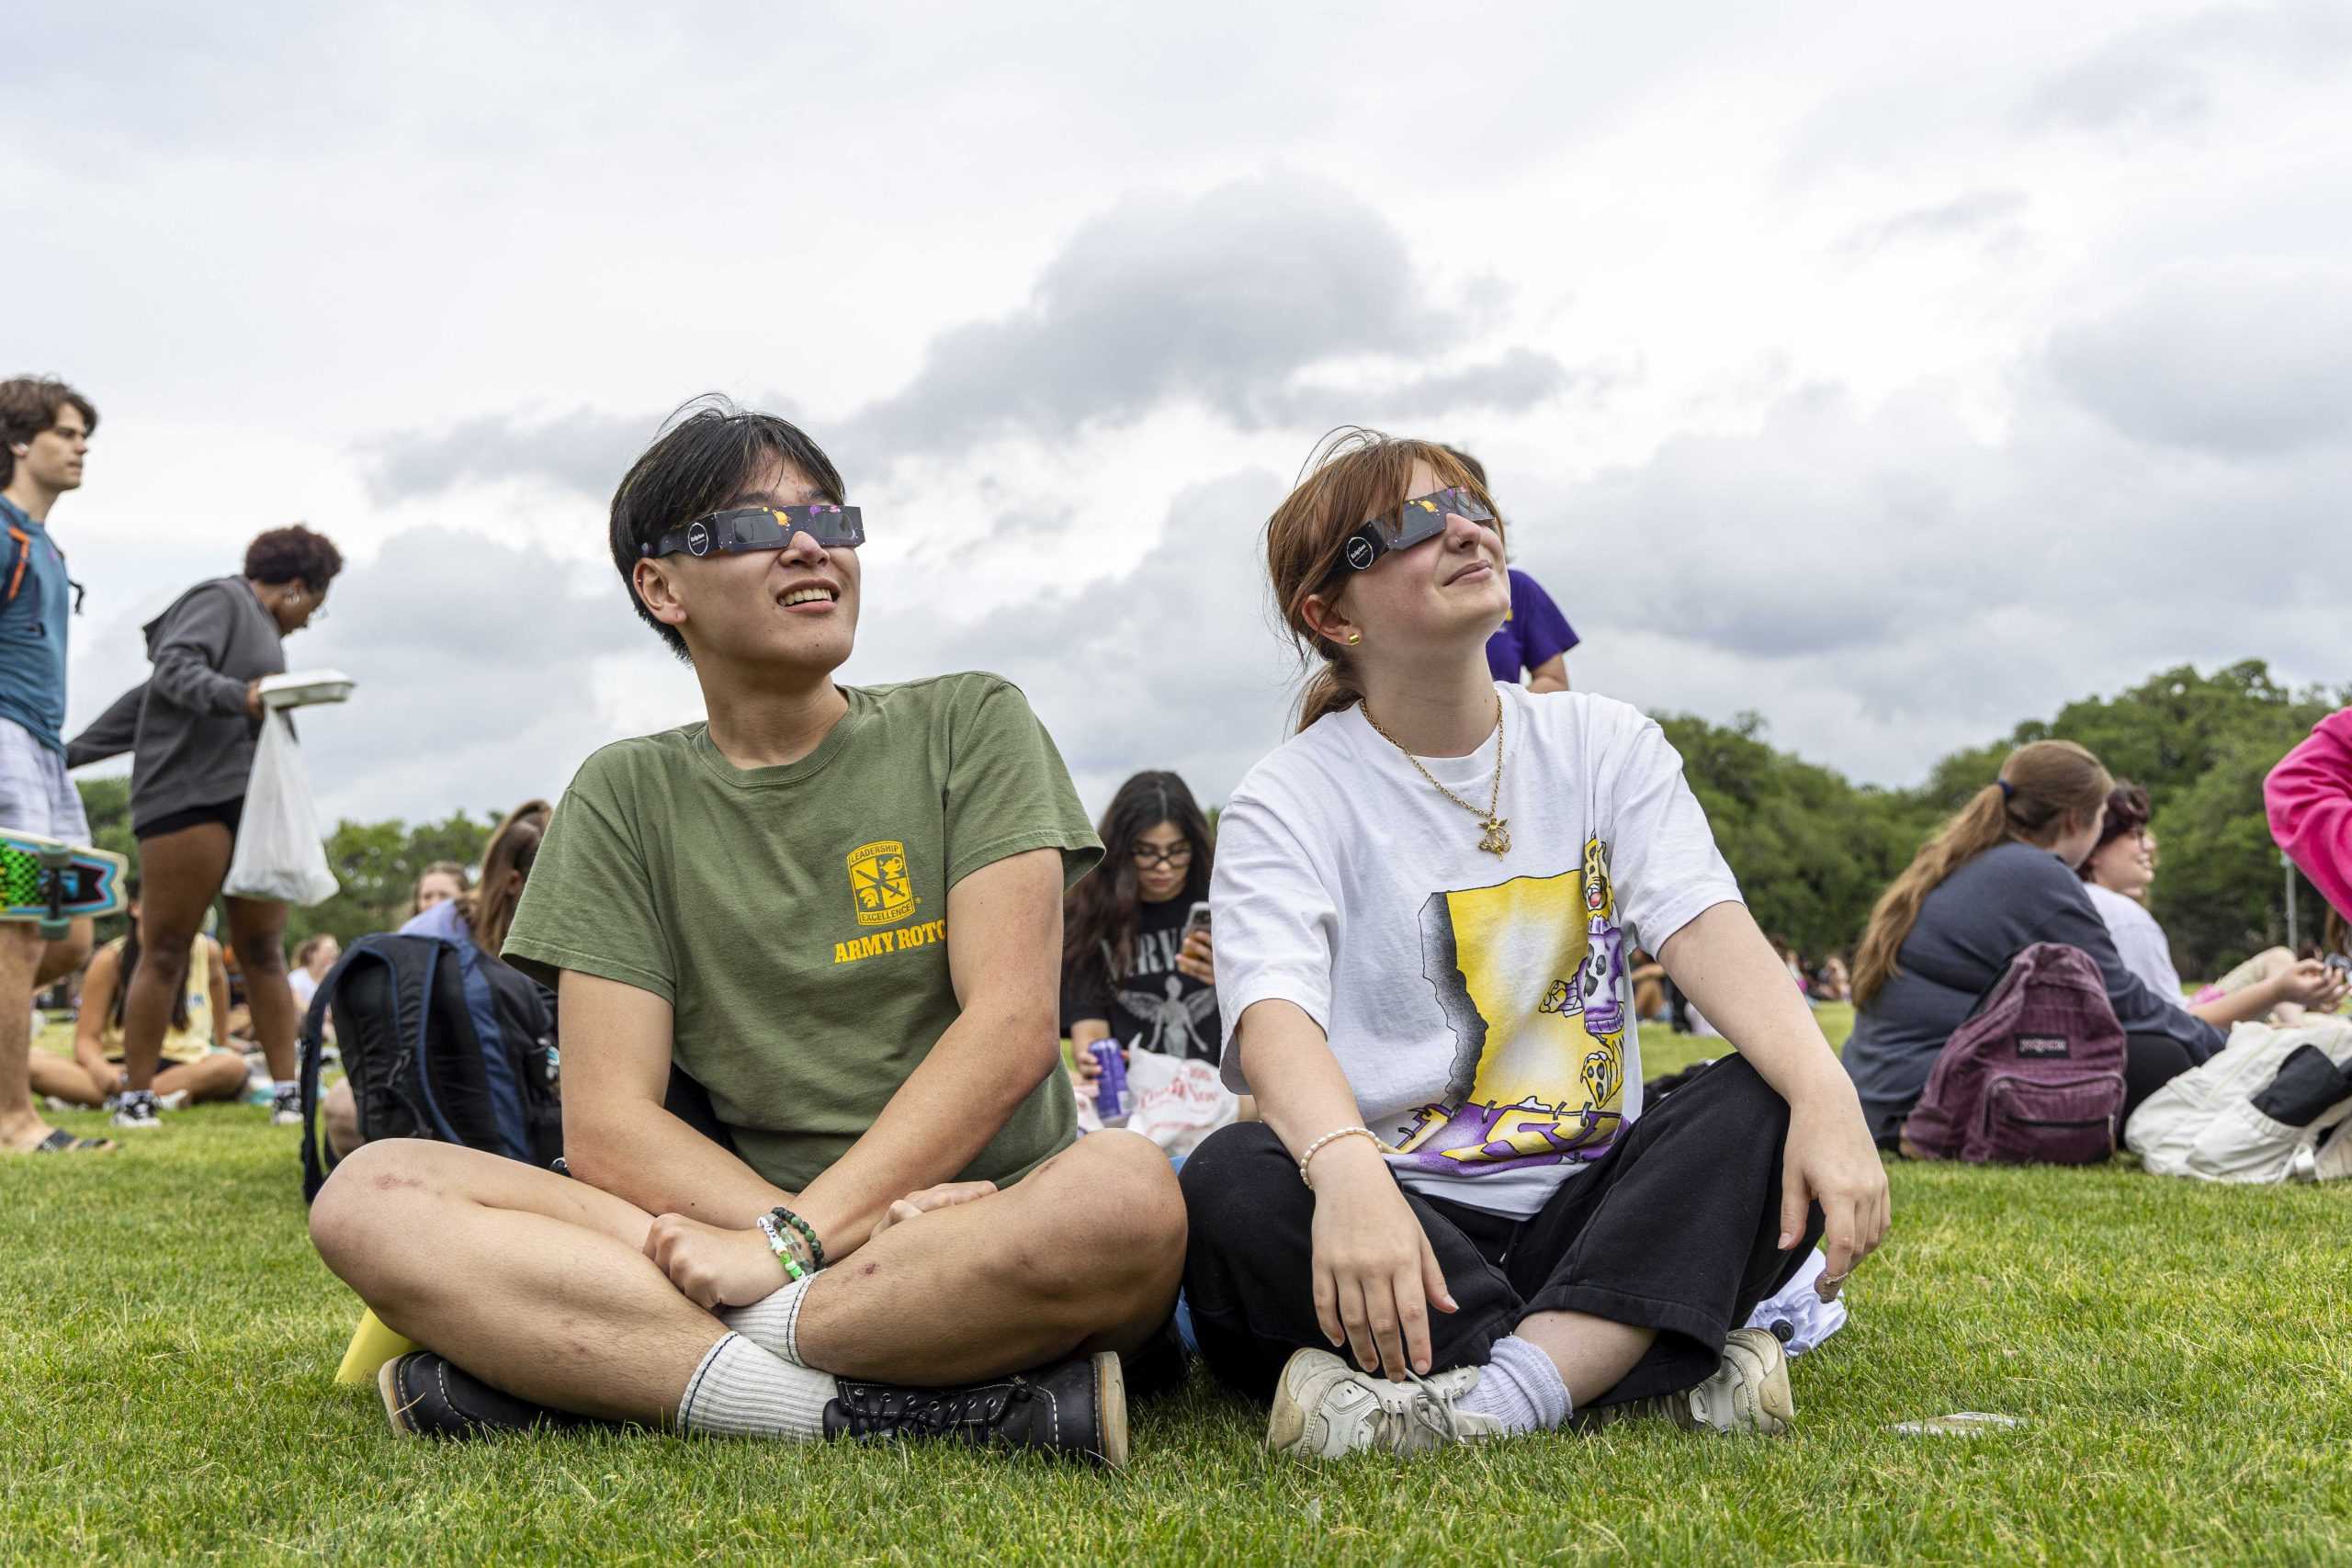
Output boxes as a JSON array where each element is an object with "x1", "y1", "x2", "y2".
[
  {"x1": 307, "y1": 401, "x2": 1182, "y2": 1467},
  {"x1": 1179, "y1": 430, "x2": 1888, "y2": 1458},
  {"x1": 30, "y1": 879, "x2": 245, "y2": 1111}
]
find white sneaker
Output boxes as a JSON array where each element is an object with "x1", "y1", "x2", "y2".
[
  {"x1": 1265, "y1": 1348, "x2": 1505, "y2": 1458},
  {"x1": 270, "y1": 1086, "x2": 303, "y2": 1126},
  {"x1": 1611, "y1": 1326, "x2": 1795, "y2": 1435}
]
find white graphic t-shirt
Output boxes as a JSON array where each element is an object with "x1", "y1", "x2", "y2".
[{"x1": 1213, "y1": 685, "x2": 1742, "y2": 1218}]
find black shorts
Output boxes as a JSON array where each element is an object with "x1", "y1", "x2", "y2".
[{"x1": 137, "y1": 797, "x2": 245, "y2": 840}]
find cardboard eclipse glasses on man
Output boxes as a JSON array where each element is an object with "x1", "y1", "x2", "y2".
[{"x1": 643, "y1": 503, "x2": 865, "y2": 560}]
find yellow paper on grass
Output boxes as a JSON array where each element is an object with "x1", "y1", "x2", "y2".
[{"x1": 335, "y1": 1308, "x2": 417, "y2": 1385}]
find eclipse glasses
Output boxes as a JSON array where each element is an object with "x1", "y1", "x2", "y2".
[
  {"x1": 644, "y1": 503, "x2": 865, "y2": 560},
  {"x1": 1340, "y1": 486, "x2": 1497, "y2": 572}
]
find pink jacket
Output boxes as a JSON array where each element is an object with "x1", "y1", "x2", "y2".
[{"x1": 2267, "y1": 709, "x2": 2352, "y2": 922}]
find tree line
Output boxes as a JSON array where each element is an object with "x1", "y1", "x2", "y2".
[{"x1": 72, "y1": 659, "x2": 2345, "y2": 982}]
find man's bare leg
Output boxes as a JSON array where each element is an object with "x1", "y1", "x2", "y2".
[
  {"x1": 310, "y1": 1130, "x2": 1185, "y2": 1419},
  {"x1": 2, "y1": 926, "x2": 61, "y2": 1152}
]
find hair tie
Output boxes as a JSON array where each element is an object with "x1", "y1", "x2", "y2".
[{"x1": 1997, "y1": 779, "x2": 2016, "y2": 801}]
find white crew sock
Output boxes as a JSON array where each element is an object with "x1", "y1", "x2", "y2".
[
  {"x1": 1457, "y1": 1334, "x2": 1573, "y2": 1433},
  {"x1": 720, "y1": 1274, "x2": 818, "y2": 1365},
  {"x1": 676, "y1": 1332, "x2": 834, "y2": 1438}
]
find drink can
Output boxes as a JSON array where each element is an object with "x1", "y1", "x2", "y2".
[{"x1": 1089, "y1": 1041, "x2": 1127, "y2": 1123}]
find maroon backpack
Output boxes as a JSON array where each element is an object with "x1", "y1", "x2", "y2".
[{"x1": 1901, "y1": 943, "x2": 2127, "y2": 1164}]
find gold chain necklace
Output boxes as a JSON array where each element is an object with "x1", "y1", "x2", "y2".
[{"x1": 1363, "y1": 694, "x2": 1511, "y2": 856}]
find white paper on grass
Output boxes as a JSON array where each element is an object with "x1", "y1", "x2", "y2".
[{"x1": 222, "y1": 711, "x2": 340, "y2": 907}]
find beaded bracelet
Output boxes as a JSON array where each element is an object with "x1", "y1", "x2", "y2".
[
  {"x1": 754, "y1": 1213, "x2": 811, "y2": 1282},
  {"x1": 1297, "y1": 1125, "x2": 1385, "y2": 1188},
  {"x1": 769, "y1": 1204, "x2": 826, "y2": 1271}
]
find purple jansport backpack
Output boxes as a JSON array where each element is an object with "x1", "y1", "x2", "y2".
[{"x1": 1901, "y1": 943, "x2": 2127, "y2": 1164}]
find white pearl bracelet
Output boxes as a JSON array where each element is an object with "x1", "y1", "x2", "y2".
[{"x1": 1298, "y1": 1125, "x2": 1386, "y2": 1187}]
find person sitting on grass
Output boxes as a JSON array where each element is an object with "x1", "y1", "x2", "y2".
[
  {"x1": 409, "y1": 863, "x2": 466, "y2": 919},
  {"x1": 1063, "y1": 769, "x2": 1219, "y2": 1095},
  {"x1": 1180, "y1": 430, "x2": 1886, "y2": 1459},
  {"x1": 1840, "y1": 741, "x2": 2229, "y2": 1148},
  {"x1": 320, "y1": 801, "x2": 552, "y2": 1161},
  {"x1": 288, "y1": 933, "x2": 340, "y2": 1015},
  {"x1": 308, "y1": 400, "x2": 1183, "y2": 1466},
  {"x1": 30, "y1": 879, "x2": 244, "y2": 1111},
  {"x1": 2078, "y1": 782, "x2": 2345, "y2": 1029}
]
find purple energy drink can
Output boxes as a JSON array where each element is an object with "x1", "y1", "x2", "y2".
[{"x1": 1089, "y1": 1041, "x2": 1127, "y2": 1122}]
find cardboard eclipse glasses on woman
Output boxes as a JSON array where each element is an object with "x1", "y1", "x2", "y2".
[
  {"x1": 1340, "y1": 486, "x2": 1497, "y2": 572},
  {"x1": 645, "y1": 503, "x2": 865, "y2": 560}
]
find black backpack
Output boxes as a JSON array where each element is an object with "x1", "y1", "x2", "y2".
[{"x1": 299, "y1": 932, "x2": 562, "y2": 1201}]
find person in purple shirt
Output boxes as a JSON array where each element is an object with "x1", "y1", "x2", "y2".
[{"x1": 1444, "y1": 448, "x2": 1577, "y2": 692}]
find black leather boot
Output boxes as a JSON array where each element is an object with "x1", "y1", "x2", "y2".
[{"x1": 821, "y1": 1350, "x2": 1127, "y2": 1466}]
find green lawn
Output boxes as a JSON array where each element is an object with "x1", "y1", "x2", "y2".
[{"x1": 9, "y1": 1010, "x2": 2352, "y2": 1564}]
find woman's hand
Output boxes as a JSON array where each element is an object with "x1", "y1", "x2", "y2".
[
  {"x1": 2276, "y1": 958, "x2": 2351, "y2": 1012},
  {"x1": 643, "y1": 1213, "x2": 788, "y2": 1311},
  {"x1": 867, "y1": 1179, "x2": 997, "y2": 1245},
  {"x1": 1780, "y1": 1091, "x2": 1891, "y2": 1302},
  {"x1": 1176, "y1": 931, "x2": 1216, "y2": 987},
  {"x1": 1306, "y1": 1140, "x2": 1455, "y2": 1380},
  {"x1": 243, "y1": 679, "x2": 266, "y2": 719}
]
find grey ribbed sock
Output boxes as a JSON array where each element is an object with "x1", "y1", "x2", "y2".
[
  {"x1": 719, "y1": 1274, "x2": 818, "y2": 1366},
  {"x1": 1457, "y1": 1334, "x2": 1573, "y2": 1433},
  {"x1": 676, "y1": 1332, "x2": 835, "y2": 1438}
]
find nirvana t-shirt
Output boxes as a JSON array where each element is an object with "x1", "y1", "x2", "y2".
[
  {"x1": 1212, "y1": 685, "x2": 1741, "y2": 1218},
  {"x1": 504, "y1": 674, "x2": 1102, "y2": 1194},
  {"x1": 1062, "y1": 894, "x2": 1219, "y2": 1063}
]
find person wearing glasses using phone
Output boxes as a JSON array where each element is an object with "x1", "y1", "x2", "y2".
[
  {"x1": 1063, "y1": 771, "x2": 1220, "y2": 1089},
  {"x1": 307, "y1": 400, "x2": 1181, "y2": 1468}
]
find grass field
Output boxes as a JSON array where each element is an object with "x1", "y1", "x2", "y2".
[{"x1": 9, "y1": 1009, "x2": 2352, "y2": 1565}]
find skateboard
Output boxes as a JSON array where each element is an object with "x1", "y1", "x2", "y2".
[{"x1": 0, "y1": 829, "x2": 129, "y2": 939}]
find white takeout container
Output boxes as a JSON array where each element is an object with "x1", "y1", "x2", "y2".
[{"x1": 259, "y1": 669, "x2": 357, "y2": 711}]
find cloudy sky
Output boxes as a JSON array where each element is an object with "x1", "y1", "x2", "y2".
[{"x1": 9, "y1": 0, "x2": 2348, "y2": 824}]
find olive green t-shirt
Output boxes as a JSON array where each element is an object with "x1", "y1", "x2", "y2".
[{"x1": 503, "y1": 673, "x2": 1102, "y2": 1193}]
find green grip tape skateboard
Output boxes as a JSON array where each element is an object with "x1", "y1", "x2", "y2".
[{"x1": 0, "y1": 829, "x2": 129, "y2": 940}]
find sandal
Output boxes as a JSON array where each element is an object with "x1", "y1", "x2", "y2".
[{"x1": 28, "y1": 1127, "x2": 116, "y2": 1154}]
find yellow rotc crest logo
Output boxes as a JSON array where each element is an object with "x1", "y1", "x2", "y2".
[{"x1": 848, "y1": 840, "x2": 917, "y2": 927}]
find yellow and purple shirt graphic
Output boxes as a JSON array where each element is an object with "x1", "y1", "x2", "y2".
[{"x1": 1390, "y1": 840, "x2": 1632, "y2": 1178}]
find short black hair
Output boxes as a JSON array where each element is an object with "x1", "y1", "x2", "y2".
[
  {"x1": 608, "y1": 397, "x2": 847, "y2": 661},
  {"x1": 244, "y1": 525, "x2": 345, "y2": 592}
]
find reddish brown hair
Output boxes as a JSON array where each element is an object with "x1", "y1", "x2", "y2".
[{"x1": 1264, "y1": 428, "x2": 1503, "y2": 731}]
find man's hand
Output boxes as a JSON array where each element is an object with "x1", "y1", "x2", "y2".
[
  {"x1": 643, "y1": 1213, "x2": 787, "y2": 1311},
  {"x1": 865, "y1": 1179, "x2": 997, "y2": 1245}
]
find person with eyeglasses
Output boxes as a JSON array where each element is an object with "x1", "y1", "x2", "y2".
[
  {"x1": 2079, "y1": 780, "x2": 2344, "y2": 1028},
  {"x1": 1064, "y1": 771, "x2": 1219, "y2": 1084},
  {"x1": 67, "y1": 525, "x2": 344, "y2": 1132},
  {"x1": 306, "y1": 400, "x2": 1180, "y2": 1467}
]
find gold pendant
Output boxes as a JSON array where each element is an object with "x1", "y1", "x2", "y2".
[{"x1": 1478, "y1": 817, "x2": 1510, "y2": 856}]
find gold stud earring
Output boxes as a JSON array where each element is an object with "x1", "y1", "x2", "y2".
[{"x1": 1347, "y1": 633, "x2": 1362, "y2": 645}]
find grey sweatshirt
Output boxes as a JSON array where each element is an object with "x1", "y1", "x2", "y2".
[
  {"x1": 69, "y1": 578, "x2": 286, "y2": 833},
  {"x1": 1841, "y1": 840, "x2": 2225, "y2": 1139}
]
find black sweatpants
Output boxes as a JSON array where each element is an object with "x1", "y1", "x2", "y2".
[{"x1": 1180, "y1": 1055, "x2": 1822, "y2": 1407}]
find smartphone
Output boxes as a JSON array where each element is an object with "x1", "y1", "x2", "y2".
[{"x1": 1182, "y1": 901, "x2": 1213, "y2": 943}]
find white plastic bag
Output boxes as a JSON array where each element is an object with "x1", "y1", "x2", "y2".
[
  {"x1": 222, "y1": 711, "x2": 339, "y2": 906},
  {"x1": 1075, "y1": 1046, "x2": 1238, "y2": 1156}
]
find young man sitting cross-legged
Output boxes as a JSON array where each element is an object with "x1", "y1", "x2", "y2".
[{"x1": 308, "y1": 401, "x2": 1186, "y2": 1464}]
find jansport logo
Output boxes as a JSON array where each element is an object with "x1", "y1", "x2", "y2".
[
  {"x1": 847, "y1": 840, "x2": 916, "y2": 927},
  {"x1": 2016, "y1": 1035, "x2": 2071, "y2": 1059}
]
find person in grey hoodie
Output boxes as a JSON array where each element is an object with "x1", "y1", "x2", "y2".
[
  {"x1": 1841, "y1": 739, "x2": 2224, "y2": 1147},
  {"x1": 70, "y1": 525, "x2": 342, "y2": 1131}
]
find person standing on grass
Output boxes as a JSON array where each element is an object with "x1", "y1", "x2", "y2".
[
  {"x1": 1180, "y1": 429, "x2": 1886, "y2": 1459},
  {"x1": 309, "y1": 400, "x2": 1182, "y2": 1466},
  {"x1": 2078, "y1": 782, "x2": 2344, "y2": 1028},
  {"x1": 30, "y1": 878, "x2": 244, "y2": 1111},
  {"x1": 1840, "y1": 741, "x2": 2233, "y2": 1149},
  {"x1": 1442, "y1": 447, "x2": 1577, "y2": 694},
  {"x1": 0, "y1": 376, "x2": 110, "y2": 1156},
  {"x1": 69, "y1": 525, "x2": 344, "y2": 1133}
]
